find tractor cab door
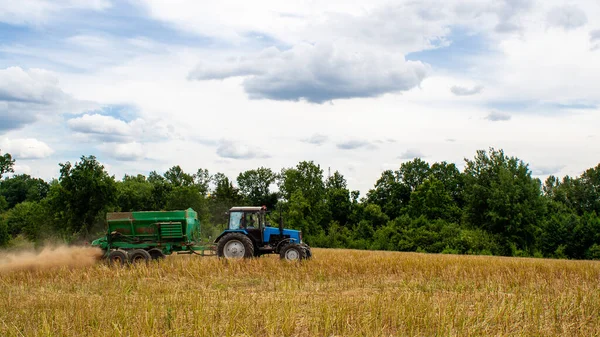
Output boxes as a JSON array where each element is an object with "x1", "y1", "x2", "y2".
[
  {"x1": 242, "y1": 211, "x2": 263, "y2": 245},
  {"x1": 228, "y1": 210, "x2": 263, "y2": 245}
]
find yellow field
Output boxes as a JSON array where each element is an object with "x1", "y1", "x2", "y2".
[{"x1": 1, "y1": 248, "x2": 600, "y2": 336}]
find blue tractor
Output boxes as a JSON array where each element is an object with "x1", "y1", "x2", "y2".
[{"x1": 214, "y1": 206, "x2": 312, "y2": 260}]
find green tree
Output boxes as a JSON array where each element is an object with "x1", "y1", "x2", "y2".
[
  {"x1": 53, "y1": 155, "x2": 117, "y2": 237},
  {"x1": 367, "y1": 158, "x2": 431, "y2": 220},
  {"x1": 148, "y1": 170, "x2": 172, "y2": 210},
  {"x1": 237, "y1": 167, "x2": 278, "y2": 208},
  {"x1": 0, "y1": 150, "x2": 15, "y2": 179},
  {"x1": 5, "y1": 201, "x2": 49, "y2": 242},
  {"x1": 324, "y1": 171, "x2": 352, "y2": 226},
  {"x1": 116, "y1": 174, "x2": 154, "y2": 211},
  {"x1": 208, "y1": 173, "x2": 243, "y2": 226},
  {"x1": 0, "y1": 215, "x2": 8, "y2": 247},
  {"x1": 278, "y1": 161, "x2": 326, "y2": 234},
  {"x1": 408, "y1": 178, "x2": 461, "y2": 222},
  {"x1": 194, "y1": 168, "x2": 211, "y2": 195},
  {"x1": 463, "y1": 148, "x2": 545, "y2": 254},
  {"x1": 164, "y1": 165, "x2": 194, "y2": 187},
  {"x1": 366, "y1": 170, "x2": 408, "y2": 220},
  {"x1": 0, "y1": 174, "x2": 50, "y2": 209}
]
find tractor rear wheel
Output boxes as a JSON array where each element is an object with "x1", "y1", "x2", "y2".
[
  {"x1": 107, "y1": 250, "x2": 128, "y2": 266},
  {"x1": 217, "y1": 233, "x2": 254, "y2": 259},
  {"x1": 147, "y1": 248, "x2": 166, "y2": 260},
  {"x1": 128, "y1": 249, "x2": 151, "y2": 264},
  {"x1": 280, "y1": 243, "x2": 306, "y2": 261}
]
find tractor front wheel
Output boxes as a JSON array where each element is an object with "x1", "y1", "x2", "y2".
[
  {"x1": 280, "y1": 243, "x2": 306, "y2": 261},
  {"x1": 217, "y1": 233, "x2": 254, "y2": 259}
]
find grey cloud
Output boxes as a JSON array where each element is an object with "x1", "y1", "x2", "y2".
[
  {"x1": 336, "y1": 140, "x2": 374, "y2": 150},
  {"x1": 446, "y1": 138, "x2": 456, "y2": 142},
  {"x1": 486, "y1": 111, "x2": 511, "y2": 121},
  {"x1": 451, "y1": 84, "x2": 484, "y2": 96},
  {"x1": 532, "y1": 165, "x2": 564, "y2": 176},
  {"x1": 0, "y1": 67, "x2": 89, "y2": 134},
  {"x1": 547, "y1": 5, "x2": 587, "y2": 30},
  {"x1": 190, "y1": 43, "x2": 429, "y2": 104},
  {"x1": 399, "y1": 149, "x2": 425, "y2": 159},
  {"x1": 0, "y1": 106, "x2": 37, "y2": 131},
  {"x1": 302, "y1": 133, "x2": 328, "y2": 146},
  {"x1": 495, "y1": 0, "x2": 533, "y2": 32},
  {"x1": 216, "y1": 140, "x2": 270, "y2": 159},
  {"x1": 591, "y1": 30, "x2": 600, "y2": 50}
]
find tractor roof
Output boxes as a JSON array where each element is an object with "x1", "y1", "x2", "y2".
[{"x1": 229, "y1": 206, "x2": 265, "y2": 212}]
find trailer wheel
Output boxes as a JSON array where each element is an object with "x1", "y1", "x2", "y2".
[
  {"x1": 217, "y1": 233, "x2": 254, "y2": 259},
  {"x1": 128, "y1": 249, "x2": 151, "y2": 264},
  {"x1": 280, "y1": 243, "x2": 306, "y2": 261},
  {"x1": 107, "y1": 250, "x2": 128, "y2": 266},
  {"x1": 147, "y1": 248, "x2": 166, "y2": 260}
]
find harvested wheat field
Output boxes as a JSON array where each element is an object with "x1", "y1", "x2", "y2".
[{"x1": 1, "y1": 247, "x2": 600, "y2": 336}]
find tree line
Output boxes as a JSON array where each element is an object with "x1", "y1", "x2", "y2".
[{"x1": 1, "y1": 147, "x2": 599, "y2": 260}]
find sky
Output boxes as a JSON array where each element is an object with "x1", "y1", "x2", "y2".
[{"x1": 0, "y1": 0, "x2": 599, "y2": 196}]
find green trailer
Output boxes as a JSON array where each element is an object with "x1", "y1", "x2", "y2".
[{"x1": 91, "y1": 208, "x2": 215, "y2": 265}]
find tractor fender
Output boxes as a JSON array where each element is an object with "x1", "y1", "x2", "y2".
[
  {"x1": 274, "y1": 238, "x2": 295, "y2": 254},
  {"x1": 214, "y1": 230, "x2": 249, "y2": 244}
]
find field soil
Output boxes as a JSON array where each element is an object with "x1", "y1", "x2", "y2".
[{"x1": 1, "y1": 248, "x2": 600, "y2": 336}]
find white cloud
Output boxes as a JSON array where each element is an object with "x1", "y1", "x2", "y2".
[
  {"x1": 67, "y1": 113, "x2": 176, "y2": 142},
  {"x1": 67, "y1": 114, "x2": 130, "y2": 136},
  {"x1": 99, "y1": 142, "x2": 146, "y2": 161},
  {"x1": 0, "y1": 67, "x2": 68, "y2": 103},
  {"x1": 0, "y1": 138, "x2": 54, "y2": 159}
]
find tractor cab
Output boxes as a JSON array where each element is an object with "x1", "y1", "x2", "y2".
[{"x1": 227, "y1": 206, "x2": 267, "y2": 245}]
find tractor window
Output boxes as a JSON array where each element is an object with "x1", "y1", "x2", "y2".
[
  {"x1": 246, "y1": 213, "x2": 259, "y2": 228},
  {"x1": 229, "y1": 212, "x2": 243, "y2": 230}
]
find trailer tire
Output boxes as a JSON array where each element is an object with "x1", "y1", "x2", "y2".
[
  {"x1": 107, "y1": 250, "x2": 128, "y2": 266},
  {"x1": 147, "y1": 248, "x2": 166, "y2": 260},
  {"x1": 280, "y1": 243, "x2": 306, "y2": 261},
  {"x1": 217, "y1": 233, "x2": 254, "y2": 259},
  {"x1": 128, "y1": 249, "x2": 151, "y2": 264}
]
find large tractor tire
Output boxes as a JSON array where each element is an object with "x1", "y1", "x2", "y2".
[
  {"x1": 107, "y1": 250, "x2": 128, "y2": 266},
  {"x1": 217, "y1": 233, "x2": 254, "y2": 259},
  {"x1": 280, "y1": 243, "x2": 306, "y2": 261},
  {"x1": 147, "y1": 248, "x2": 166, "y2": 260},
  {"x1": 128, "y1": 249, "x2": 152, "y2": 264}
]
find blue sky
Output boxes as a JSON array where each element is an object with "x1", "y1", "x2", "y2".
[{"x1": 1, "y1": 0, "x2": 599, "y2": 195}]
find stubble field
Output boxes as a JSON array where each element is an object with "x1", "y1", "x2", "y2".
[{"x1": 1, "y1": 247, "x2": 600, "y2": 336}]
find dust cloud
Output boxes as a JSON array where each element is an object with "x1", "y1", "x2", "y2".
[{"x1": 0, "y1": 245, "x2": 103, "y2": 274}]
